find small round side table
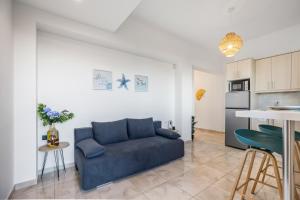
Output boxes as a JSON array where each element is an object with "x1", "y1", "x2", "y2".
[{"x1": 38, "y1": 142, "x2": 69, "y2": 180}]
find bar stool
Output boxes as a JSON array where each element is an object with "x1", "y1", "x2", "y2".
[
  {"x1": 258, "y1": 124, "x2": 300, "y2": 171},
  {"x1": 258, "y1": 124, "x2": 300, "y2": 140},
  {"x1": 229, "y1": 129, "x2": 283, "y2": 200}
]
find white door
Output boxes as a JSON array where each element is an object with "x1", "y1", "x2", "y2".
[
  {"x1": 255, "y1": 58, "x2": 272, "y2": 91},
  {"x1": 292, "y1": 51, "x2": 300, "y2": 89},
  {"x1": 237, "y1": 59, "x2": 252, "y2": 80},
  {"x1": 271, "y1": 54, "x2": 292, "y2": 90},
  {"x1": 226, "y1": 62, "x2": 237, "y2": 81}
]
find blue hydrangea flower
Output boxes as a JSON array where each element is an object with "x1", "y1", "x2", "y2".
[
  {"x1": 53, "y1": 111, "x2": 60, "y2": 118},
  {"x1": 46, "y1": 111, "x2": 53, "y2": 117},
  {"x1": 43, "y1": 107, "x2": 51, "y2": 113}
]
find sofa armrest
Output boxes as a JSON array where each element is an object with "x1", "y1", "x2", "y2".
[
  {"x1": 76, "y1": 138, "x2": 105, "y2": 159},
  {"x1": 156, "y1": 128, "x2": 181, "y2": 139}
]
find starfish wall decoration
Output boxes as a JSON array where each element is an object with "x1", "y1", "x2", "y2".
[{"x1": 117, "y1": 74, "x2": 130, "y2": 90}]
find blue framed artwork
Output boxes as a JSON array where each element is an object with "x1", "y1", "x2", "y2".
[
  {"x1": 135, "y1": 75, "x2": 148, "y2": 92},
  {"x1": 93, "y1": 69, "x2": 112, "y2": 90}
]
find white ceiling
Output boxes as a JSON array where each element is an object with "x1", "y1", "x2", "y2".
[
  {"x1": 17, "y1": 0, "x2": 142, "y2": 32},
  {"x1": 17, "y1": 0, "x2": 300, "y2": 53},
  {"x1": 132, "y1": 0, "x2": 300, "y2": 50}
]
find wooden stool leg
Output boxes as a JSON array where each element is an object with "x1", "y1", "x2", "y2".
[
  {"x1": 251, "y1": 153, "x2": 268, "y2": 194},
  {"x1": 295, "y1": 143, "x2": 300, "y2": 172},
  {"x1": 295, "y1": 187, "x2": 300, "y2": 200},
  {"x1": 270, "y1": 154, "x2": 283, "y2": 200},
  {"x1": 241, "y1": 151, "x2": 256, "y2": 199},
  {"x1": 229, "y1": 149, "x2": 252, "y2": 200},
  {"x1": 261, "y1": 156, "x2": 271, "y2": 184}
]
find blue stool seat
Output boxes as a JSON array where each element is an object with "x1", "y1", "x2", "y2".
[
  {"x1": 235, "y1": 129, "x2": 283, "y2": 155},
  {"x1": 259, "y1": 124, "x2": 300, "y2": 141}
]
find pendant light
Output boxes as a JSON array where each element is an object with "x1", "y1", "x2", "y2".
[{"x1": 219, "y1": 7, "x2": 243, "y2": 57}]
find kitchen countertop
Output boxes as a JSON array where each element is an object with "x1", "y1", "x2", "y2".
[{"x1": 236, "y1": 109, "x2": 300, "y2": 121}]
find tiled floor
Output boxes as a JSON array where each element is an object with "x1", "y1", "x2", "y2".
[{"x1": 12, "y1": 129, "x2": 294, "y2": 199}]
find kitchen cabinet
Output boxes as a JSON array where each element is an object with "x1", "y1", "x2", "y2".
[
  {"x1": 226, "y1": 59, "x2": 253, "y2": 81},
  {"x1": 271, "y1": 54, "x2": 291, "y2": 90},
  {"x1": 255, "y1": 58, "x2": 272, "y2": 91},
  {"x1": 237, "y1": 59, "x2": 253, "y2": 79},
  {"x1": 255, "y1": 54, "x2": 292, "y2": 92},
  {"x1": 292, "y1": 51, "x2": 300, "y2": 89},
  {"x1": 226, "y1": 62, "x2": 237, "y2": 81}
]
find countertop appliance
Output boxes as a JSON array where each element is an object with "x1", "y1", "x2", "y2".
[
  {"x1": 229, "y1": 79, "x2": 250, "y2": 92},
  {"x1": 225, "y1": 90, "x2": 250, "y2": 149}
]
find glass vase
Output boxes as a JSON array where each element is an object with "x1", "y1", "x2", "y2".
[{"x1": 47, "y1": 124, "x2": 59, "y2": 147}]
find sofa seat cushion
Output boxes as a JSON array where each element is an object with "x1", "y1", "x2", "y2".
[
  {"x1": 76, "y1": 138, "x2": 105, "y2": 159},
  {"x1": 127, "y1": 118, "x2": 155, "y2": 139},
  {"x1": 75, "y1": 136, "x2": 184, "y2": 190},
  {"x1": 92, "y1": 119, "x2": 128, "y2": 145},
  {"x1": 156, "y1": 128, "x2": 181, "y2": 139}
]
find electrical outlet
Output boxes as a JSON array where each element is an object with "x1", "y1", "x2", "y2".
[{"x1": 42, "y1": 135, "x2": 47, "y2": 140}]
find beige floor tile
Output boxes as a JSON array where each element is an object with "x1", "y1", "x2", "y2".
[
  {"x1": 129, "y1": 194, "x2": 150, "y2": 200},
  {"x1": 96, "y1": 179, "x2": 141, "y2": 199},
  {"x1": 12, "y1": 184, "x2": 55, "y2": 199},
  {"x1": 128, "y1": 170, "x2": 166, "y2": 192},
  {"x1": 153, "y1": 162, "x2": 185, "y2": 180},
  {"x1": 185, "y1": 164, "x2": 227, "y2": 181},
  {"x1": 144, "y1": 182, "x2": 191, "y2": 200},
  {"x1": 167, "y1": 172, "x2": 213, "y2": 196},
  {"x1": 54, "y1": 177, "x2": 81, "y2": 198},
  {"x1": 195, "y1": 185, "x2": 231, "y2": 200}
]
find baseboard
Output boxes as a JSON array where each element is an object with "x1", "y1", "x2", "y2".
[
  {"x1": 6, "y1": 186, "x2": 15, "y2": 199},
  {"x1": 14, "y1": 179, "x2": 37, "y2": 190},
  {"x1": 14, "y1": 163, "x2": 74, "y2": 192},
  {"x1": 196, "y1": 127, "x2": 225, "y2": 134},
  {"x1": 37, "y1": 162, "x2": 74, "y2": 175}
]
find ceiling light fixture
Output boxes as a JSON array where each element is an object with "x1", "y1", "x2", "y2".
[
  {"x1": 219, "y1": 6, "x2": 243, "y2": 57},
  {"x1": 219, "y1": 32, "x2": 243, "y2": 57}
]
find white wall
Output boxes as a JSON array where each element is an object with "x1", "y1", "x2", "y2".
[
  {"x1": 193, "y1": 70, "x2": 225, "y2": 132},
  {"x1": 12, "y1": 2, "x2": 212, "y2": 184},
  {"x1": 37, "y1": 31, "x2": 175, "y2": 170},
  {"x1": 0, "y1": 0, "x2": 14, "y2": 198},
  {"x1": 235, "y1": 23, "x2": 300, "y2": 60}
]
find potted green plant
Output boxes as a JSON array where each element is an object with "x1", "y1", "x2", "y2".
[{"x1": 37, "y1": 103, "x2": 74, "y2": 147}]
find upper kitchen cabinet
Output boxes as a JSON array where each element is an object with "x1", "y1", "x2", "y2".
[
  {"x1": 255, "y1": 58, "x2": 272, "y2": 91},
  {"x1": 271, "y1": 54, "x2": 291, "y2": 90},
  {"x1": 292, "y1": 51, "x2": 300, "y2": 89},
  {"x1": 237, "y1": 59, "x2": 253, "y2": 79},
  {"x1": 255, "y1": 53, "x2": 293, "y2": 92},
  {"x1": 226, "y1": 59, "x2": 254, "y2": 81},
  {"x1": 226, "y1": 62, "x2": 238, "y2": 81}
]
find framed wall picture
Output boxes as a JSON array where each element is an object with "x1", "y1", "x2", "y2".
[
  {"x1": 135, "y1": 75, "x2": 148, "y2": 92},
  {"x1": 93, "y1": 69, "x2": 112, "y2": 90}
]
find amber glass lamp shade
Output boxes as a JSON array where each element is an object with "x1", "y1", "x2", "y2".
[{"x1": 219, "y1": 32, "x2": 243, "y2": 57}]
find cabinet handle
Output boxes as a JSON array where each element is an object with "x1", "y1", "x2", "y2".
[{"x1": 273, "y1": 81, "x2": 275, "y2": 89}]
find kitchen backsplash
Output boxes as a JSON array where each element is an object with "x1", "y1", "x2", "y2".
[{"x1": 255, "y1": 92, "x2": 300, "y2": 109}]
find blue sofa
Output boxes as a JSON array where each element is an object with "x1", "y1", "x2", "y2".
[{"x1": 74, "y1": 118, "x2": 184, "y2": 190}]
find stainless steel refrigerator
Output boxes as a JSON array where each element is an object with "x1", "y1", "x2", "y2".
[{"x1": 225, "y1": 91, "x2": 250, "y2": 149}]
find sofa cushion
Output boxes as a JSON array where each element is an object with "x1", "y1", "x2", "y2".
[
  {"x1": 76, "y1": 138, "x2": 105, "y2": 159},
  {"x1": 156, "y1": 128, "x2": 181, "y2": 139},
  {"x1": 127, "y1": 118, "x2": 155, "y2": 139},
  {"x1": 153, "y1": 121, "x2": 162, "y2": 131},
  {"x1": 92, "y1": 119, "x2": 128, "y2": 145}
]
